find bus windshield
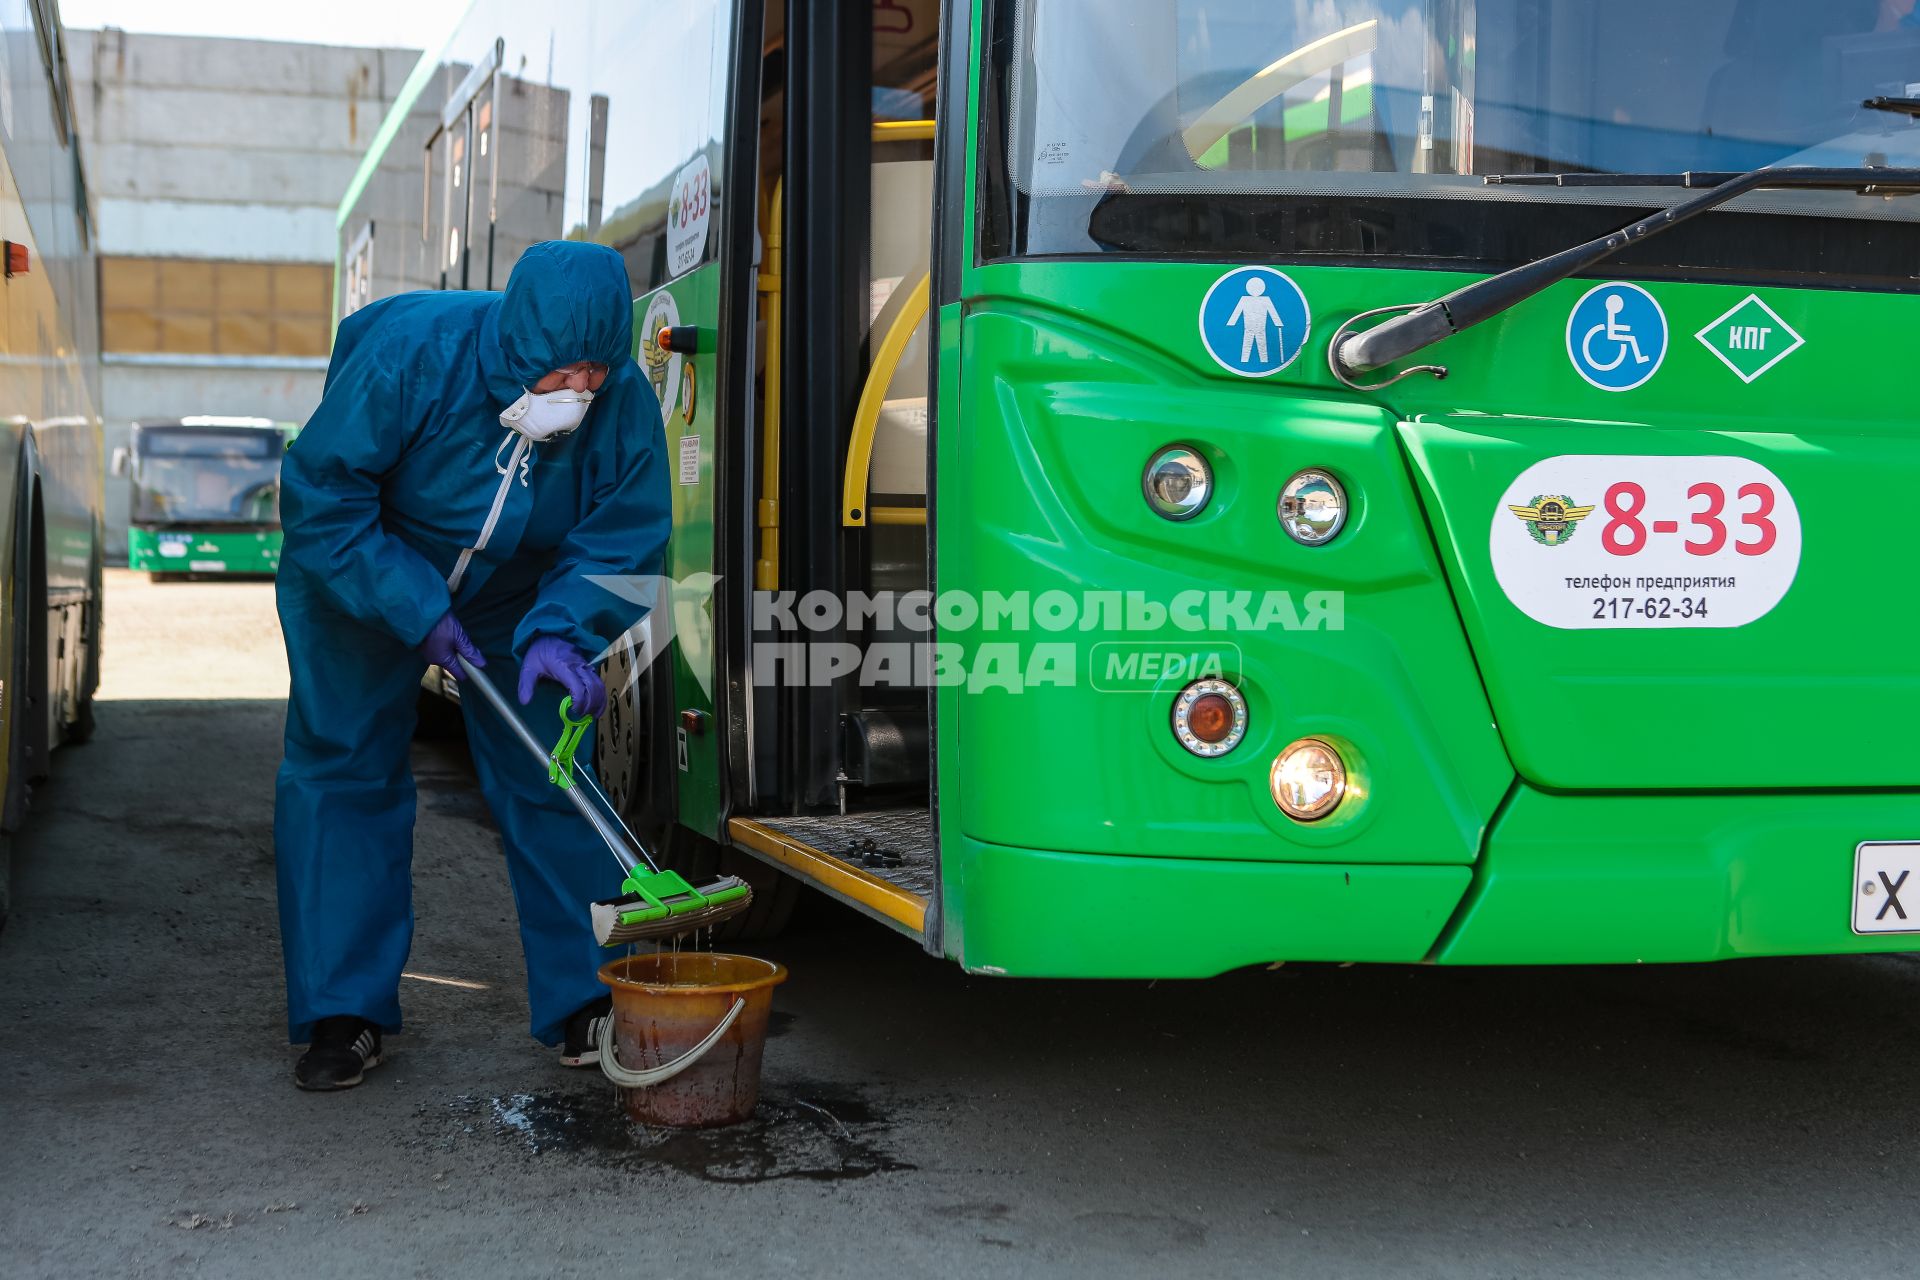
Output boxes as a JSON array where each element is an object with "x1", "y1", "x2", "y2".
[
  {"x1": 130, "y1": 429, "x2": 283, "y2": 527},
  {"x1": 988, "y1": 0, "x2": 1920, "y2": 277}
]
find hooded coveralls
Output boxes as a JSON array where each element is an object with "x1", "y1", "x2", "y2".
[{"x1": 274, "y1": 241, "x2": 668, "y2": 1046}]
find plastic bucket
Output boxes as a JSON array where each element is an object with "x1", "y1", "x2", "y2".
[{"x1": 597, "y1": 952, "x2": 787, "y2": 1128}]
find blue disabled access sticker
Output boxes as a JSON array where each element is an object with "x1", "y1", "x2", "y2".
[
  {"x1": 1565, "y1": 282, "x2": 1667, "y2": 392},
  {"x1": 1198, "y1": 267, "x2": 1311, "y2": 378}
]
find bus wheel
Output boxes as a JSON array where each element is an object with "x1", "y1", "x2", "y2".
[
  {"x1": 413, "y1": 684, "x2": 465, "y2": 740},
  {"x1": 593, "y1": 629, "x2": 671, "y2": 850},
  {"x1": 594, "y1": 636, "x2": 647, "y2": 823},
  {"x1": 673, "y1": 829, "x2": 803, "y2": 942},
  {"x1": 594, "y1": 635, "x2": 800, "y2": 939},
  {"x1": 64, "y1": 698, "x2": 95, "y2": 745},
  {"x1": 65, "y1": 587, "x2": 100, "y2": 746}
]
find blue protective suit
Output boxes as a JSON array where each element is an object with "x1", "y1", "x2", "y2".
[{"x1": 274, "y1": 241, "x2": 669, "y2": 1046}]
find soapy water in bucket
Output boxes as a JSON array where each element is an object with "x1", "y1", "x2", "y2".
[{"x1": 598, "y1": 951, "x2": 787, "y2": 1127}]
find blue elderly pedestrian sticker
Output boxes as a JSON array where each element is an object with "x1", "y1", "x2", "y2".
[
  {"x1": 1198, "y1": 267, "x2": 1310, "y2": 377},
  {"x1": 1565, "y1": 282, "x2": 1667, "y2": 392}
]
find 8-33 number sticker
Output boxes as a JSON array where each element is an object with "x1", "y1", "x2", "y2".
[{"x1": 1489, "y1": 454, "x2": 1801, "y2": 629}]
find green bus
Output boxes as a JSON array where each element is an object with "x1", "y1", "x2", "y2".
[
  {"x1": 341, "y1": 0, "x2": 1920, "y2": 974},
  {"x1": 0, "y1": 0, "x2": 109, "y2": 925},
  {"x1": 115, "y1": 418, "x2": 290, "y2": 577}
]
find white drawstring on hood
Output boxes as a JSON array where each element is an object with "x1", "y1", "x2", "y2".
[{"x1": 448, "y1": 429, "x2": 535, "y2": 592}]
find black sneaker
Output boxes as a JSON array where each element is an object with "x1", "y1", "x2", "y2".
[
  {"x1": 294, "y1": 1016, "x2": 384, "y2": 1091},
  {"x1": 560, "y1": 996, "x2": 612, "y2": 1068}
]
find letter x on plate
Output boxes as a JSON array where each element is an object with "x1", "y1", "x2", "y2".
[{"x1": 1854, "y1": 842, "x2": 1920, "y2": 935}]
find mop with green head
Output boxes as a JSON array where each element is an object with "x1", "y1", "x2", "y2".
[{"x1": 456, "y1": 655, "x2": 753, "y2": 944}]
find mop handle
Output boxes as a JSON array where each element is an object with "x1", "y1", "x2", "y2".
[{"x1": 453, "y1": 655, "x2": 658, "y2": 877}]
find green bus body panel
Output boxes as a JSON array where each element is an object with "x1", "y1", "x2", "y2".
[
  {"x1": 633, "y1": 269, "x2": 723, "y2": 840},
  {"x1": 1438, "y1": 788, "x2": 1920, "y2": 964},
  {"x1": 127, "y1": 527, "x2": 281, "y2": 574},
  {"x1": 1403, "y1": 416, "x2": 1920, "y2": 789},
  {"x1": 940, "y1": 267, "x2": 1512, "y2": 872},
  {"x1": 949, "y1": 837, "x2": 1471, "y2": 976},
  {"x1": 936, "y1": 249, "x2": 1919, "y2": 970}
]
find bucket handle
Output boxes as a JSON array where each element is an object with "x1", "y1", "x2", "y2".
[{"x1": 597, "y1": 997, "x2": 746, "y2": 1090}]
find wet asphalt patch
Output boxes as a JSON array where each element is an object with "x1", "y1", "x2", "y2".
[{"x1": 428, "y1": 1079, "x2": 915, "y2": 1185}]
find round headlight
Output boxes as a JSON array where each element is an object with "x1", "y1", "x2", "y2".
[
  {"x1": 1171, "y1": 678, "x2": 1247, "y2": 758},
  {"x1": 1143, "y1": 446, "x2": 1212, "y2": 521},
  {"x1": 1270, "y1": 738, "x2": 1346, "y2": 821},
  {"x1": 1278, "y1": 469, "x2": 1347, "y2": 545}
]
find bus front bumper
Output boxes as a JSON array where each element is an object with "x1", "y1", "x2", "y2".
[
  {"x1": 128, "y1": 528, "x2": 281, "y2": 573},
  {"x1": 947, "y1": 788, "x2": 1920, "y2": 975}
]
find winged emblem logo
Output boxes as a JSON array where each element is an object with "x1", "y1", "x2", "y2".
[{"x1": 1506, "y1": 494, "x2": 1594, "y2": 546}]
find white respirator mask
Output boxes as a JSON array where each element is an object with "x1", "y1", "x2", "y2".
[{"x1": 498, "y1": 387, "x2": 594, "y2": 441}]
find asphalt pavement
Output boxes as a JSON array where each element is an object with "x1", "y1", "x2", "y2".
[{"x1": 2, "y1": 570, "x2": 1919, "y2": 1278}]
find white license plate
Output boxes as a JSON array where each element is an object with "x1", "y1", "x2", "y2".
[
  {"x1": 1853, "y1": 842, "x2": 1920, "y2": 934},
  {"x1": 188, "y1": 560, "x2": 226, "y2": 572}
]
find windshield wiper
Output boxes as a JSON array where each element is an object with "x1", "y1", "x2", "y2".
[
  {"x1": 1329, "y1": 164, "x2": 1920, "y2": 389},
  {"x1": 1865, "y1": 96, "x2": 1920, "y2": 119},
  {"x1": 1484, "y1": 172, "x2": 1746, "y2": 187}
]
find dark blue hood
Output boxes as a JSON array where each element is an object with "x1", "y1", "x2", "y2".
[{"x1": 479, "y1": 241, "x2": 634, "y2": 404}]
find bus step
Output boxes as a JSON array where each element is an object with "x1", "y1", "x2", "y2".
[{"x1": 727, "y1": 808, "x2": 932, "y2": 938}]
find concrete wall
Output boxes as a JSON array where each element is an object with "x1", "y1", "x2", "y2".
[{"x1": 67, "y1": 29, "x2": 420, "y2": 558}]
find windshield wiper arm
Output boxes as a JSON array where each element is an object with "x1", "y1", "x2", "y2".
[
  {"x1": 1330, "y1": 165, "x2": 1920, "y2": 387},
  {"x1": 1484, "y1": 171, "x2": 1746, "y2": 187},
  {"x1": 1865, "y1": 96, "x2": 1920, "y2": 119}
]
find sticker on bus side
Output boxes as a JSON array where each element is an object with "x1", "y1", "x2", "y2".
[
  {"x1": 1565, "y1": 282, "x2": 1667, "y2": 392},
  {"x1": 666, "y1": 154, "x2": 711, "y2": 280},
  {"x1": 639, "y1": 291, "x2": 683, "y2": 428},
  {"x1": 1489, "y1": 454, "x2": 1801, "y2": 629},
  {"x1": 1197, "y1": 267, "x2": 1310, "y2": 378}
]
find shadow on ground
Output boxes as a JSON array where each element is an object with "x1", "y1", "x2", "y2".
[{"x1": 3, "y1": 697, "x2": 1918, "y2": 1278}]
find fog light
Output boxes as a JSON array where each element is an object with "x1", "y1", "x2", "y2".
[
  {"x1": 1270, "y1": 738, "x2": 1345, "y2": 820},
  {"x1": 1143, "y1": 446, "x2": 1212, "y2": 521},
  {"x1": 1278, "y1": 469, "x2": 1347, "y2": 545},
  {"x1": 1172, "y1": 678, "x2": 1247, "y2": 757}
]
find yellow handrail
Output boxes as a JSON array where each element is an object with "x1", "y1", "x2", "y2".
[
  {"x1": 755, "y1": 180, "x2": 784, "y2": 590},
  {"x1": 842, "y1": 272, "x2": 929, "y2": 528},
  {"x1": 873, "y1": 119, "x2": 935, "y2": 143}
]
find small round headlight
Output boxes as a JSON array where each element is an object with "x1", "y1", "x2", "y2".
[
  {"x1": 1172, "y1": 678, "x2": 1247, "y2": 757},
  {"x1": 1143, "y1": 446, "x2": 1212, "y2": 521},
  {"x1": 1278, "y1": 469, "x2": 1347, "y2": 545},
  {"x1": 1270, "y1": 738, "x2": 1346, "y2": 821}
]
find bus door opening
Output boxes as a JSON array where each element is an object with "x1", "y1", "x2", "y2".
[{"x1": 737, "y1": 0, "x2": 939, "y2": 910}]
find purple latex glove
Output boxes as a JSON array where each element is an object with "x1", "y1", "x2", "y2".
[
  {"x1": 517, "y1": 635, "x2": 606, "y2": 717},
  {"x1": 418, "y1": 611, "x2": 484, "y2": 678}
]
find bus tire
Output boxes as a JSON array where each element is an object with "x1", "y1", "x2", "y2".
[
  {"x1": 0, "y1": 833, "x2": 11, "y2": 935},
  {"x1": 3, "y1": 474, "x2": 35, "y2": 830},
  {"x1": 58, "y1": 579, "x2": 99, "y2": 746},
  {"x1": 671, "y1": 828, "x2": 803, "y2": 942},
  {"x1": 595, "y1": 637, "x2": 800, "y2": 940},
  {"x1": 413, "y1": 683, "x2": 466, "y2": 740},
  {"x1": 594, "y1": 632, "x2": 670, "y2": 849},
  {"x1": 64, "y1": 697, "x2": 96, "y2": 745}
]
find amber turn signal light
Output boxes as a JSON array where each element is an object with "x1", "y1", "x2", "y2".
[{"x1": 1171, "y1": 678, "x2": 1247, "y2": 758}]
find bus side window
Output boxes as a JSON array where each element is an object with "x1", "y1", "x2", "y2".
[{"x1": 866, "y1": 1, "x2": 939, "y2": 512}]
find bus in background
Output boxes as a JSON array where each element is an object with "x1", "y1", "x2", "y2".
[
  {"x1": 114, "y1": 417, "x2": 291, "y2": 577},
  {"x1": 0, "y1": 0, "x2": 108, "y2": 925},
  {"x1": 341, "y1": 2, "x2": 1920, "y2": 977}
]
